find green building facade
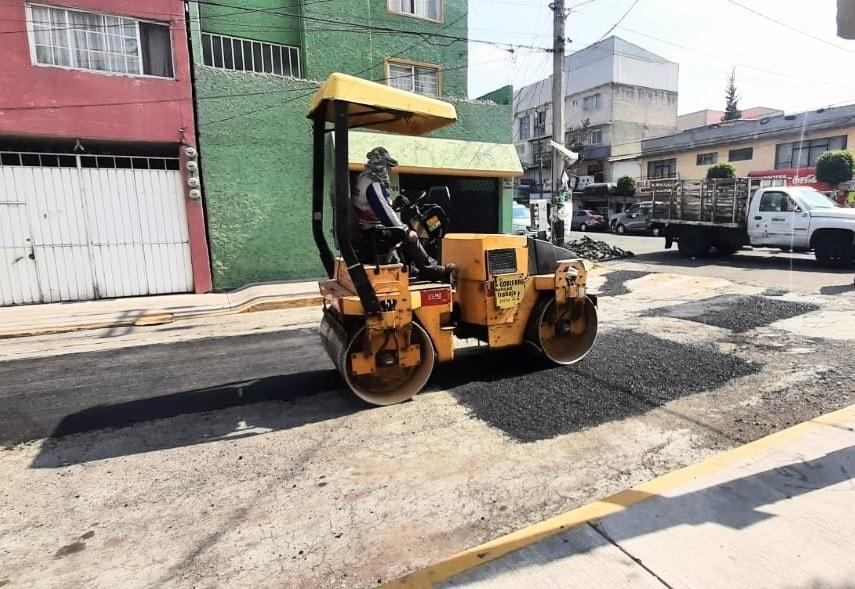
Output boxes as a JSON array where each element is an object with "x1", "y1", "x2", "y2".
[{"x1": 188, "y1": 0, "x2": 518, "y2": 289}]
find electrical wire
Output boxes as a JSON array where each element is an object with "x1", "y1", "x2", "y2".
[
  {"x1": 595, "y1": 0, "x2": 641, "y2": 41},
  {"x1": 571, "y1": 9, "x2": 855, "y2": 91},
  {"x1": 727, "y1": 0, "x2": 855, "y2": 55},
  {"x1": 199, "y1": 4, "x2": 476, "y2": 128}
]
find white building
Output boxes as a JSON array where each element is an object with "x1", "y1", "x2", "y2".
[{"x1": 513, "y1": 36, "x2": 678, "y2": 190}]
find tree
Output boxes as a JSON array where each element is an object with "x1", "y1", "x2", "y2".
[
  {"x1": 722, "y1": 68, "x2": 742, "y2": 121},
  {"x1": 706, "y1": 162, "x2": 736, "y2": 179},
  {"x1": 816, "y1": 150, "x2": 855, "y2": 186},
  {"x1": 616, "y1": 176, "x2": 636, "y2": 196},
  {"x1": 564, "y1": 118, "x2": 591, "y2": 168}
]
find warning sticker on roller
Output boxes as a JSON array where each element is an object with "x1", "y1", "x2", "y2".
[{"x1": 494, "y1": 273, "x2": 525, "y2": 309}]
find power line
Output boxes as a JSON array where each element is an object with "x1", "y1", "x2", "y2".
[
  {"x1": 2, "y1": 1, "x2": 550, "y2": 53},
  {"x1": 595, "y1": 0, "x2": 641, "y2": 41},
  {"x1": 558, "y1": 101, "x2": 855, "y2": 160},
  {"x1": 200, "y1": 5, "x2": 476, "y2": 128},
  {"x1": 571, "y1": 9, "x2": 855, "y2": 90},
  {"x1": 0, "y1": 83, "x2": 323, "y2": 111},
  {"x1": 727, "y1": 0, "x2": 855, "y2": 55},
  {"x1": 199, "y1": 52, "x2": 516, "y2": 128},
  {"x1": 192, "y1": 0, "x2": 550, "y2": 52}
]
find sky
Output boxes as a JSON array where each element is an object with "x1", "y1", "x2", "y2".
[{"x1": 467, "y1": 0, "x2": 855, "y2": 116}]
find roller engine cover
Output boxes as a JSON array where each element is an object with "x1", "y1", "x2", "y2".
[{"x1": 527, "y1": 238, "x2": 578, "y2": 275}]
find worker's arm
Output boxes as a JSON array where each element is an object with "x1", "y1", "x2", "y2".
[{"x1": 366, "y1": 182, "x2": 407, "y2": 231}]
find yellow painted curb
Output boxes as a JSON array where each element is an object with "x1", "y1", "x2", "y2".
[
  {"x1": 132, "y1": 313, "x2": 175, "y2": 327},
  {"x1": 238, "y1": 295, "x2": 324, "y2": 314},
  {"x1": 386, "y1": 404, "x2": 855, "y2": 588}
]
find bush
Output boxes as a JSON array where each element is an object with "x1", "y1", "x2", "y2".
[
  {"x1": 706, "y1": 162, "x2": 736, "y2": 179},
  {"x1": 615, "y1": 175, "x2": 636, "y2": 196},
  {"x1": 816, "y1": 150, "x2": 855, "y2": 186}
]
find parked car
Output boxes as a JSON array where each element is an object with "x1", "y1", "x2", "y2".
[
  {"x1": 610, "y1": 201, "x2": 660, "y2": 235},
  {"x1": 571, "y1": 209, "x2": 607, "y2": 231},
  {"x1": 512, "y1": 202, "x2": 531, "y2": 235},
  {"x1": 580, "y1": 182, "x2": 617, "y2": 196}
]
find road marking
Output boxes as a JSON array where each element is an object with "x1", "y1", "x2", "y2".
[{"x1": 385, "y1": 403, "x2": 855, "y2": 588}]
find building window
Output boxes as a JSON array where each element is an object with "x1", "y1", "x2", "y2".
[
  {"x1": 27, "y1": 4, "x2": 173, "y2": 77},
  {"x1": 647, "y1": 158, "x2": 677, "y2": 179},
  {"x1": 696, "y1": 152, "x2": 717, "y2": 165},
  {"x1": 774, "y1": 135, "x2": 847, "y2": 169},
  {"x1": 386, "y1": 60, "x2": 439, "y2": 96},
  {"x1": 202, "y1": 33, "x2": 300, "y2": 77},
  {"x1": 589, "y1": 129, "x2": 603, "y2": 145},
  {"x1": 388, "y1": 0, "x2": 441, "y2": 21},
  {"x1": 582, "y1": 94, "x2": 601, "y2": 111},
  {"x1": 533, "y1": 110, "x2": 546, "y2": 137},
  {"x1": 518, "y1": 116, "x2": 531, "y2": 141},
  {"x1": 728, "y1": 147, "x2": 753, "y2": 162}
]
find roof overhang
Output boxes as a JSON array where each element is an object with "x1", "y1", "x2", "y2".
[
  {"x1": 307, "y1": 73, "x2": 457, "y2": 136},
  {"x1": 348, "y1": 131, "x2": 523, "y2": 178}
]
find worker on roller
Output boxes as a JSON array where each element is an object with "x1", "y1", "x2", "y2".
[{"x1": 353, "y1": 147, "x2": 456, "y2": 283}]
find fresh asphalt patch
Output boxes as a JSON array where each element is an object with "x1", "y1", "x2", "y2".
[
  {"x1": 648, "y1": 295, "x2": 819, "y2": 333},
  {"x1": 449, "y1": 329, "x2": 759, "y2": 443},
  {"x1": 594, "y1": 270, "x2": 651, "y2": 297}
]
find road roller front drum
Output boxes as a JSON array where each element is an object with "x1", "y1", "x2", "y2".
[
  {"x1": 526, "y1": 295, "x2": 598, "y2": 365},
  {"x1": 320, "y1": 310, "x2": 435, "y2": 406}
]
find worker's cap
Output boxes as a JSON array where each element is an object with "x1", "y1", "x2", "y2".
[{"x1": 366, "y1": 146, "x2": 398, "y2": 167}]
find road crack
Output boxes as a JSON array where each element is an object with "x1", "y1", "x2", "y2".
[{"x1": 587, "y1": 521, "x2": 673, "y2": 588}]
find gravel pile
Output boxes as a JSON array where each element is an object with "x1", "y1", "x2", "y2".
[
  {"x1": 449, "y1": 329, "x2": 758, "y2": 443},
  {"x1": 648, "y1": 295, "x2": 819, "y2": 333},
  {"x1": 566, "y1": 236, "x2": 635, "y2": 262}
]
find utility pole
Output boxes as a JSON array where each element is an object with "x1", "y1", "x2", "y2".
[{"x1": 549, "y1": 0, "x2": 569, "y2": 244}]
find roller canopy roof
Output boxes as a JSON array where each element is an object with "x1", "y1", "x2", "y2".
[{"x1": 307, "y1": 72, "x2": 458, "y2": 135}]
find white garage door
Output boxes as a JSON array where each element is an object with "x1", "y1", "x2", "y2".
[{"x1": 0, "y1": 152, "x2": 193, "y2": 306}]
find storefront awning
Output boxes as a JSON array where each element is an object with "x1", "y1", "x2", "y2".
[{"x1": 348, "y1": 131, "x2": 523, "y2": 178}]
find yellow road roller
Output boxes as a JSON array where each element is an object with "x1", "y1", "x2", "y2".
[{"x1": 308, "y1": 73, "x2": 598, "y2": 405}]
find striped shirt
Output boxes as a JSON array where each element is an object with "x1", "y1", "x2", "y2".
[{"x1": 352, "y1": 172, "x2": 407, "y2": 230}]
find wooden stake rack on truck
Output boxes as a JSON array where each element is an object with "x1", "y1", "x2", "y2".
[{"x1": 641, "y1": 178, "x2": 855, "y2": 267}]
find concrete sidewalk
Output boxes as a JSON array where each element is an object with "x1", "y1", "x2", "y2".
[
  {"x1": 0, "y1": 281, "x2": 322, "y2": 338},
  {"x1": 391, "y1": 405, "x2": 855, "y2": 588}
]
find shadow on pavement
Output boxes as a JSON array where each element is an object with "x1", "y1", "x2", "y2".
[
  {"x1": 446, "y1": 329, "x2": 760, "y2": 442},
  {"x1": 30, "y1": 326, "x2": 762, "y2": 465},
  {"x1": 451, "y1": 445, "x2": 854, "y2": 586},
  {"x1": 30, "y1": 369, "x2": 363, "y2": 468},
  {"x1": 820, "y1": 283, "x2": 855, "y2": 295},
  {"x1": 628, "y1": 248, "x2": 854, "y2": 275}
]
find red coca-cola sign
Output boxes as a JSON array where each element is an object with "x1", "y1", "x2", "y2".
[{"x1": 747, "y1": 166, "x2": 833, "y2": 191}]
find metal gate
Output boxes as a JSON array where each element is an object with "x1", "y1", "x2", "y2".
[{"x1": 0, "y1": 152, "x2": 193, "y2": 305}]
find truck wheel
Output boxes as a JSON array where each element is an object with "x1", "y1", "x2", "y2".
[
  {"x1": 714, "y1": 241, "x2": 740, "y2": 256},
  {"x1": 651, "y1": 227, "x2": 660, "y2": 237},
  {"x1": 615, "y1": 224, "x2": 626, "y2": 235},
  {"x1": 677, "y1": 228, "x2": 712, "y2": 258},
  {"x1": 815, "y1": 234, "x2": 855, "y2": 267}
]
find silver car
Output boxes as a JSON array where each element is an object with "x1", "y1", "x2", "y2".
[
  {"x1": 512, "y1": 202, "x2": 531, "y2": 235},
  {"x1": 610, "y1": 202, "x2": 660, "y2": 236}
]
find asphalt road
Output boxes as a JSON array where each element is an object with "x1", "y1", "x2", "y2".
[
  {"x1": 0, "y1": 326, "x2": 336, "y2": 445},
  {"x1": 581, "y1": 231, "x2": 855, "y2": 295},
  {"x1": 1, "y1": 240, "x2": 851, "y2": 446},
  {"x1": 1, "y1": 255, "x2": 854, "y2": 587}
]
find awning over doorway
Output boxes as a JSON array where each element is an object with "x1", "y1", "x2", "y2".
[{"x1": 348, "y1": 131, "x2": 523, "y2": 178}]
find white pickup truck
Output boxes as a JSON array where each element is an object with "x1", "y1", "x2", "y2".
[{"x1": 647, "y1": 178, "x2": 855, "y2": 266}]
